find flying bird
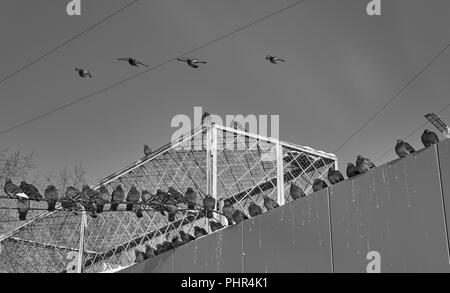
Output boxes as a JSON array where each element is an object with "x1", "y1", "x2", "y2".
[
  {"x1": 177, "y1": 57, "x2": 207, "y2": 68},
  {"x1": 184, "y1": 187, "x2": 197, "y2": 210},
  {"x1": 356, "y1": 155, "x2": 376, "y2": 174},
  {"x1": 75, "y1": 68, "x2": 92, "y2": 78},
  {"x1": 231, "y1": 209, "x2": 248, "y2": 224},
  {"x1": 346, "y1": 163, "x2": 361, "y2": 178},
  {"x1": 290, "y1": 182, "x2": 305, "y2": 200},
  {"x1": 144, "y1": 145, "x2": 152, "y2": 157},
  {"x1": 209, "y1": 220, "x2": 225, "y2": 232},
  {"x1": 96, "y1": 185, "x2": 110, "y2": 213},
  {"x1": 44, "y1": 185, "x2": 59, "y2": 212},
  {"x1": 312, "y1": 179, "x2": 328, "y2": 192},
  {"x1": 194, "y1": 226, "x2": 208, "y2": 238},
  {"x1": 262, "y1": 194, "x2": 279, "y2": 211},
  {"x1": 110, "y1": 184, "x2": 125, "y2": 211},
  {"x1": 203, "y1": 194, "x2": 216, "y2": 218},
  {"x1": 222, "y1": 200, "x2": 235, "y2": 226},
  {"x1": 266, "y1": 55, "x2": 285, "y2": 64},
  {"x1": 327, "y1": 166, "x2": 345, "y2": 185},
  {"x1": 421, "y1": 129, "x2": 440, "y2": 148},
  {"x1": 395, "y1": 139, "x2": 415, "y2": 158},
  {"x1": 118, "y1": 57, "x2": 148, "y2": 68},
  {"x1": 248, "y1": 203, "x2": 262, "y2": 217},
  {"x1": 4, "y1": 179, "x2": 28, "y2": 199},
  {"x1": 17, "y1": 198, "x2": 31, "y2": 221},
  {"x1": 126, "y1": 185, "x2": 141, "y2": 211}
]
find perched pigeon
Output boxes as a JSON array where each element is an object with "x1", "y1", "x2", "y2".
[
  {"x1": 141, "y1": 190, "x2": 154, "y2": 204},
  {"x1": 312, "y1": 179, "x2": 328, "y2": 192},
  {"x1": 110, "y1": 184, "x2": 125, "y2": 211},
  {"x1": 290, "y1": 182, "x2": 305, "y2": 200},
  {"x1": 262, "y1": 194, "x2": 279, "y2": 211},
  {"x1": 184, "y1": 187, "x2": 197, "y2": 209},
  {"x1": 395, "y1": 139, "x2": 415, "y2": 158},
  {"x1": 126, "y1": 185, "x2": 141, "y2": 211},
  {"x1": 356, "y1": 155, "x2": 376, "y2": 174},
  {"x1": 231, "y1": 209, "x2": 248, "y2": 224},
  {"x1": 75, "y1": 68, "x2": 92, "y2": 78},
  {"x1": 19, "y1": 181, "x2": 43, "y2": 201},
  {"x1": 203, "y1": 194, "x2": 216, "y2": 218},
  {"x1": 327, "y1": 166, "x2": 345, "y2": 185},
  {"x1": 4, "y1": 179, "x2": 28, "y2": 199},
  {"x1": 171, "y1": 236, "x2": 184, "y2": 248},
  {"x1": 194, "y1": 226, "x2": 208, "y2": 238},
  {"x1": 96, "y1": 185, "x2": 110, "y2": 213},
  {"x1": 266, "y1": 55, "x2": 285, "y2": 64},
  {"x1": 80, "y1": 185, "x2": 98, "y2": 218},
  {"x1": 17, "y1": 198, "x2": 31, "y2": 221},
  {"x1": 209, "y1": 220, "x2": 225, "y2": 232},
  {"x1": 177, "y1": 57, "x2": 207, "y2": 68},
  {"x1": 62, "y1": 187, "x2": 81, "y2": 211},
  {"x1": 179, "y1": 230, "x2": 195, "y2": 244},
  {"x1": 158, "y1": 241, "x2": 173, "y2": 254},
  {"x1": 421, "y1": 129, "x2": 440, "y2": 148},
  {"x1": 222, "y1": 200, "x2": 235, "y2": 226},
  {"x1": 144, "y1": 145, "x2": 152, "y2": 157},
  {"x1": 144, "y1": 244, "x2": 156, "y2": 259},
  {"x1": 346, "y1": 163, "x2": 361, "y2": 178},
  {"x1": 44, "y1": 185, "x2": 59, "y2": 212},
  {"x1": 134, "y1": 249, "x2": 146, "y2": 263},
  {"x1": 118, "y1": 57, "x2": 148, "y2": 68},
  {"x1": 167, "y1": 187, "x2": 185, "y2": 204},
  {"x1": 248, "y1": 203, "x2": 262, "y2": 217}
]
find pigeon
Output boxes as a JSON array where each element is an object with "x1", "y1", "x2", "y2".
[
  {"x1": 141, "y1": 190, "x2": 154, "y2": 204},
  {"x1": 184, "y1": 187, "x2": 197, "y2": 209},
  {"x1": 4, "y1": 179, "x2": 28, "y2": 199},
  {"x1": 395, "y1": 139, "x2": 415, "y2": 158},
  {"x1": 144, "y1": 145, "x2": 152, "y2": 157},
  {"x1": 144, "y1": 244, "x2": 156, "y2": 259},
  {"x1": 327, "y1": 165, "x2": 345, "y2": 185},
  {"x1": 80, "y1": 185, "x2": 98, "y2": 218},
  {"x1": 110, "y1": 184, "x2": 125, "y2": 211},
  {"x1": 312, "y1": 179, "x2": 328, "y2": 192},
  {"x1": 194, "y1": 226, "x2": 208, "y2": 238},
  {"x1": 231, "y1": 209, "x2": 248, "y2": 224},
  {"x1": 356, "y1": 155, "x2": 376, "y2": 174},
  {"x1": 19, "y1": 181, "x2": 43, "y2": 201},
  {"x1": 134, "y1": 249, "x2": 146, "y2": 263},
  {"x1": 222, "y1": 200, "x2": 235, "y2": 226},
  {"x1": 203, "y1": 194, "x2": 216, "y2": 218},
  {"x1": 177, "y1": 57, "x2": 207, "y2": 68},
  {"x1": 167, "y1": 187, "x2": 185, "y2": 204},
  {"x1": 248, "y1": 203, "x2": 262, "y2": 217},
  {"x1": 75, "y1": 68, "x2": 92, "y2": 78},
  {"x1": 179, "y1": 231, "x2": 195, "y2": 244},
  {"x1": 62, "y1": 187, "x2": 81, "y2": 211},
  {"x1": 262, "y1": 194, "x2": 279, "y2": 211},
  {"x1": 421, "y1": 129, "x2": 440, "y2": 148},
  {"x1": 266, "y1": 55, "x2": 285, "y2": 64},
  {"x1": 346, "y1": 163, "x2": 361, "y2": 178},
  {"x1": 209, "y1": 220, "x2": 225, "y2": 232},
  {"x1": 17, "y1": 198, "x2": 31, "y2": 221},
  {"x1": 159, "y1": 241, "x2": 173, "y2": 254},
  {"x1": 126, "y1": 185, "x2": 141, "y2": 211},
  {"x1": 171, "y1": 236, "x2": 184, "y2": 248},
  {"x1": 118, "y1": 57, "x2": 148, "y2": 68},
  {"x1": 96, "y1": 185, "x2": 110, "y2": 213},
  {"x1": 44, "y1": 185, "x2": 59, "y2": 212},
  {"x1": 290, "y1": 182, "x2": 305, "y2": 200}
]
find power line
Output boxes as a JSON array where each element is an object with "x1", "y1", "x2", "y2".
[
  {"x1": 374, "y1": 104, "x2": 450, "y2": 164},
  {"x1": 0, "y1": 0, "x2": 140, "y2": 87},
  {"x1": 0, "y1": 0, "x2": 306, "y2": 137},
  {"x1": 333, "y1": 43, "x2": 450, "y2": 154}
]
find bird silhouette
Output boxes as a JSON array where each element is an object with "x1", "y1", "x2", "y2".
[
  {"x1": 177, "y1": 57, "x2": 207, "y2": 68},
  {"x1": 118, "y1": 57, "x2": 148, "y2": 68},
  {"x1": 203, "y1": 194, "x2": 216, "y2": 218},
  {"x1": 327, "y1": 166, "x2": 345, "y2": 185},
  {"x1": 96, "y1": 185, "x2": 110, "y2": 213},
  {"x1": 4, "y1": 179, "x2": 28, "y2": 199},
  {"x1": 262, "y1": 194, "x2": 279, "y2": 211},
  {"x1": 395, "y1": 139, "x2": 415, "y2": 158},
  {"x1": 266, "y1": 55, "x2": 285, "y2": 64},
  {"x1": 289, "y1": 182, "x2": 305, "y2": 200},
  {"x1": 312, "y1": 179, "x2": 328, "y2": 192},
  {"x1": 44, "y1": 185, "x2": 59, "y2": 212},
  {"x1": 356, "y1": 155, "x2": 376, "y2": 174},
  {"x1": 144, "y1": 244, "x2": 156, "y2": 259},
  {"x1": 144, "y1": 145, "x2": 152, "y2": 157},
  {"x1": 134, "y1": 249, "x2": 146, "y2": 263},
  {"x1": 62, "y1": 187, "x2": 82, "y2": 211},
  {"x1": 248, "y1": 203, "x2": 262, "y2": 217},
  {"x1": 126, "y1": 185, "x2": 141, "y2": 211},
  {"x1": 184, "y1": 187, "x2": 197, "y2": 210},
  {"x1": 421, "y1": 129, "x2": 440, "y2": 148},
  {"x1": 231, "y1": 209, "x2": 248, "y2": 224},
  {"x1": 194, "y1": 226, "x2": 208, "y2": 238},
  {"x1": 110, "y1": 184, "x2": 125, "y2": 211},
  {"x1": 179, "y1": 230, "x2": 195, "y2": 244},
  {"x1": 75, "y1": 68, "x2": 92, "y2": 78},
  {"x1": 171, "y1": 235, "x2": 184, "y2": 248},
  {"x1": 346, "y1": 163, "x2": 361, "y2": 178},
  {"x1": 19, "y1": 181, "x2": 42, "y2": 201}
]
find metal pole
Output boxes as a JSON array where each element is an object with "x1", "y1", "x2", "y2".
[
  {"x1": 76, "y1": 210, "x2": 87, "y2": 273},
  {"x1": 275, "y1": 142, "x2": 285, "y2": 206}
]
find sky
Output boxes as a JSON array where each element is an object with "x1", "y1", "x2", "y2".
[{"x1": 1, "y1": 0, "x2": 450, "y2": 183}]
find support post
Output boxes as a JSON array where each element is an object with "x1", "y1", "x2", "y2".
[
  {"x1": 77, "y1": 210, "x2": 87, "y2": 273},
  {"x1": 275, "y1": 142, "x2": 285, "y2": 206}
]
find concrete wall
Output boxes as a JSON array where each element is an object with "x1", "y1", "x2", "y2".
[{"x1": 120, "y1": 139, "x2": 450, "y2": 273}]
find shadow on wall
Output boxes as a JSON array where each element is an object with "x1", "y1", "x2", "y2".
[{"x1": 119, "y1": 139, "x2": 450, "y2": 273}]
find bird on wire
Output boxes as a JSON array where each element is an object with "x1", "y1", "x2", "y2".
[
  {"x1": 118, "y1": 57, "x2": 148, "y2": 68},
  {"x1": 184, "y1": 187, "x2": 197, "y2": 210},
  {"x1": 222, "y1": 200, "x2": 235, "y2": 226},
  {"x1": 179, "y1": 230, "x2": 195, "y2": 244},
  {"x1": 194, "y1": 226, "x2": 208, "y2": 238},
  {"x1": 203, "y1": 194, "x2": 216, "y2": 218},
  {"x1": 17, "y1": 198, "x2": 30, "y2": 221},
  {"x1": 231, "y1": 209, "x2": 248, "y2": 224},
  {"x1": 209, "y1": 220, "x2": 225, "y2": 232},
  {"x1": 96, "y1": 185, "x2": 110, "y2": 213}
]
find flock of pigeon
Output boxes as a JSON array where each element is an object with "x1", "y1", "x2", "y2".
[{"x1": 73, "y1": 55, "x2": 285, "y2": 78}]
